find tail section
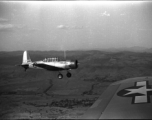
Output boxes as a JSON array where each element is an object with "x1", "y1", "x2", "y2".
[{"x1": 22, "y1": 51, "x2": 32, "y2": 64}]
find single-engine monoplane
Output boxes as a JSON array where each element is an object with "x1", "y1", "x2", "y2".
[{"x1": 18, "y1": 51, "x2": 78, "y2": 79}]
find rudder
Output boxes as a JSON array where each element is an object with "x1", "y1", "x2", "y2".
[{"x1": 22, "y1": 51, "x2": 32, "y2": 64}]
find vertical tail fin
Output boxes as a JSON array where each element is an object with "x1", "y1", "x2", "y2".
[{"x1": 22, "y1": 51, "x2": 32, "y2": 64}]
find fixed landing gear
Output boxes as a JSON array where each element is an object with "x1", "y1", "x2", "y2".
[
  {"x1": 66, "y1": 72, "x2": 71, "y2": 78},
  {"x1": 58, "y1": 73, "x2": 63, "y2": 79},
  {"x1": 57, "y1": 72, "x2": 72, "y2": 79}
]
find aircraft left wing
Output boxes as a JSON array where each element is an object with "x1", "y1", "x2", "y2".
[
  {"x1": 82, "y1": 76, "x2": 152, "y2": 119},
  {"x1": 33, "y1": 62, "x2": 65, "y2": 71}
]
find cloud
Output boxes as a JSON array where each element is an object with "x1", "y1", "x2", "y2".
[
  {"x1": 101, "y1": 11, "x2": 110, "y2": 17},
  {"x1": 28, "y1": 28, "x2": 40, "y2": 31},
  {"x1": 120, "y1": 13, "x2": 125, "y2": 16},
  {"x1": 0, "y1": 24, "x2": 27, "y2": 32},
  {"x1": 57, "y1": 25, "x2": 69, "y2": 29},
  {"x1": 138, "y1": 29, "x2": 152, "y2": 31},
  {"x1": 0, "y1": 23, "x2": 40, "y2": 32},
  {"x1": 0, "y1": 24, "x2": 14, "y2": 31},
  {"x1": 57, "y1": 25, "x2": 83, "y2": 30},
  {"x1": 0, "y1": 24, "x2": 26, "y2": 32},
  {"x1": 16, "y1": 24, "x2": 25, "y2": 29},
  {"x1": 0, "y1": 18, "x2": 8, "y2": 22}
]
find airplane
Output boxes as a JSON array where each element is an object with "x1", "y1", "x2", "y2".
[
  {"x1": 18, "y1": 51, "x2": 78, "y2": 79},
  {"x1": 81, "y1": 76, "x2": 152, "y2": 119}
]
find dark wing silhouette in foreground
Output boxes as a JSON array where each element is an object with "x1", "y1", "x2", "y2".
[{"x1": 82, "y1": 76, "x2": 152, "y2": 119}]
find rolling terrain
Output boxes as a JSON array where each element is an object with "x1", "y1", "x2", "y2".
[{"x1": 0, "y1": 50, "x2": 152, "y2": 119}]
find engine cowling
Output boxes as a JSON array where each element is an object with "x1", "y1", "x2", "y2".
[
  {"x1": 69, "y1": 60, "x2": 78, "y2": 69},
  {"x1": 75, "y1": 60, "x2": 78, "y2": 68}
]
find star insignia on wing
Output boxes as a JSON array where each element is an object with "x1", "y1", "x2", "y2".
[{"x1": 117, "y1": 81, "x2": 152, "y2": 104}]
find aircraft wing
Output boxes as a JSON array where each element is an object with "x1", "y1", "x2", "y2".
[
  {"x1": 82, "y1": 76, "x2": 152, "y2": 119},
  {"x1": 33, "y1": 63, "x2": 65, "y2": 71}
]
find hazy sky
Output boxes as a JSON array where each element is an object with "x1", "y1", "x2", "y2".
[{"x1": 0, "y1": 1, "x2": 152, "y2": 51}]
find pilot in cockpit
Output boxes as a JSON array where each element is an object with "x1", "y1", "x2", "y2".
[{"x1": 43, "y1": 58, "x2": 47, "y2": 62}]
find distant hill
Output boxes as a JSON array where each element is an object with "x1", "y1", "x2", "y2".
[
  {"x1": 145, "y1": 48, "x2": 152, "y2": 53},
  {"x1": 0, "y1": 50, "x2": 152, "y2": 96},
  {"x1": 100, "y1": 46, "x2": 152, "y2": 53}
]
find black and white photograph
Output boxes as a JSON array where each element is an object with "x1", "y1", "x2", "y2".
[{"x1": 0, "y1": 0, "x2": 152, "y2": 119}]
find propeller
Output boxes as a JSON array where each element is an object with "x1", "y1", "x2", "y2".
[{"x1": 75, "y1": 60, "x2": 79, "y2": 68}]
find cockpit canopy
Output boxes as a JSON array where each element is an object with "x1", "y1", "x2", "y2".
[{"x1": 43, "y1": 57, "x2": 59, "y2": 62}]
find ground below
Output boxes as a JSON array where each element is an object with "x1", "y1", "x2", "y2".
[{"x1": 0, "y1": 50, "x2": 152, "y2": 119}]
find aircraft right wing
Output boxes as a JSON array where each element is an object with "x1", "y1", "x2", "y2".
[{"x1": 82, "y1": 76, "x2": 152, "y2": 119}]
